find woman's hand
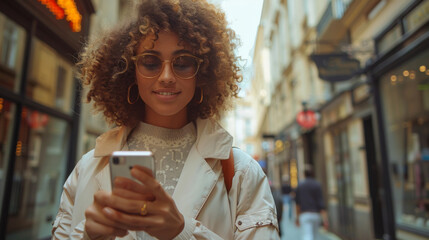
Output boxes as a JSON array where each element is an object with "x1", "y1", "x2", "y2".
[
  {"x1": 84, "y1": 191, "x2": 130, "y2": 239},
  {"x1": 86, "y1": 166, "x2": 185, "y2": 240}
]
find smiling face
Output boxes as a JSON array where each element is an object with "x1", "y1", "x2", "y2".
[{"x1": 135, "y1": 31, "x2": 197, "y2": 129}]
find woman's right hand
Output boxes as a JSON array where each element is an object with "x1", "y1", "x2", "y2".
[
  {"x1": 84, "y1": 171, "x2": 157, "y2": 239},
  {"x1": 84, "y1": 190, "x2": 130, "y2": 239},
  {"x1": 84, "y1": 178, "x2": 155, "y2": 239}
]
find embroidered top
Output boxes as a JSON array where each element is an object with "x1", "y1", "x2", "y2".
[{"x1": 127, "y1": 121, "x2": 196, "y2": 196}]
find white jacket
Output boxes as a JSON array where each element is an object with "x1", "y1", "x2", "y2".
[{"x1": 52, "y1": 119, "x2": 279, "y2": 239}]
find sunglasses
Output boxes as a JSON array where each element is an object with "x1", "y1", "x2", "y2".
[{"x1": 131, "y1": 53, "x2": 203, "y2": 79}]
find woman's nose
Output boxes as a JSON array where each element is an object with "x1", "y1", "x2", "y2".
[{"x1": 158, "y1": 61, "x2": 176, "y2": 84}]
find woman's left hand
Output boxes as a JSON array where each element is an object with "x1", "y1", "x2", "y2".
[{"x1": 102, "y1": 165, "x2": 185, "y2": 240}]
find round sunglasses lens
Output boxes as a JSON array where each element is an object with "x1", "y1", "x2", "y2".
[
  {"x1": 172, "y1": 56, "x2": 199, "y2": 78},
  {"x1": 137, "y1": 55, "x2": 162, "y2": 77}
]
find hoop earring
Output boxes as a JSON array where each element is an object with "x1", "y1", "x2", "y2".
[
  {"x1": 198, "y1": 87, "x2": 204, "y2": 104},
  {"x1": 127, "y1": 82, "x2": 139, "y2": 104}
]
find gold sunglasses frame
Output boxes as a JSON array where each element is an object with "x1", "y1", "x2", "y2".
[{"x1": 131, "y1": 53, "x2": 203, "y2": 79}]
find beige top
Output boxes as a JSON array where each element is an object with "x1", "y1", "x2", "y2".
[{"x1": 127, "y1": 121, "x2": 196, "y2": 196}]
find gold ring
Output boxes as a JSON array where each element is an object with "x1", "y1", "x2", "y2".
[{"x1": 140, "y1": 202, "x2": 148, "y2": 216}]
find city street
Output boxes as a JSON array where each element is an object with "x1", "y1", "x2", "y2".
[
  {"x1": 280, "y1": 202, "x2": 342, "y2": 240},
  {"x1": 1, "y1": 0, "x2": 429, "y2": 239}
]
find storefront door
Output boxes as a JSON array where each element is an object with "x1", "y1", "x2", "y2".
[{"x1": 333, "y1": 128, "x2": 355, "y2": 239}]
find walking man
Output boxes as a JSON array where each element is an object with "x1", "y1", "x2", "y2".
[{"x1": 295, "y1": 167, "x2": 329, "y2": 240}]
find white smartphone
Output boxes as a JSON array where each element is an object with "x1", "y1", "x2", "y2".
[{"x1": 109, "y1": 151, "x2": 155, "y2": 187}]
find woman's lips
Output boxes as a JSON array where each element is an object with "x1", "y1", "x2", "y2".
[
  {"x1": 152, "y1": 90, "x2": 181, "y2": 100},
  {"x1": 154, "y1": 91, "x2": 180, "y2": 96}
]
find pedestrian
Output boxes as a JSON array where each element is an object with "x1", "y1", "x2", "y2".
[
  {"x1": 294, "y1": 167, "x2": 329, "y2": 240},
  {"x1": 51, "y1": 0, "x2": 279, "y2": 239},
  {"x1": 281, "y1": 179, "x2": 293, "y2": 220}
]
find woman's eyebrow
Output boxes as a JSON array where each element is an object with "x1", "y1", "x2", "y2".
[
  {"x1": 140, "y1": 50, "x2": 160, "y2": 55},
  {"x1": 173, "y1": 49, "x2": 192, "y2": 55},
  {"x1": 139, "y1": 49, "x2": 192, "y2": 56}
]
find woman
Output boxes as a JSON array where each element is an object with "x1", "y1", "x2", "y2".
[{"x1": 52, "y1": 0, "x2": 279, "y2": 239}]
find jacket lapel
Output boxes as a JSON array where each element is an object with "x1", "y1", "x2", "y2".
[
  {"x1": 172, "y1": 147, "x2": 220, "y2": 219},
  {"x1": 172, "y1": 119, "x2": 233, "y2": 219},
  {"x1": 93, "y1": 126, "x2": 132, "y2": 191}
]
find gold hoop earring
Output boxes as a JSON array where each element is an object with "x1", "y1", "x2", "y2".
[
  {"x1": 127, "y1": 82, "x2": 139, "y2": 104},
  {"x1": 198, "y1": 87, "x2": 203, "y2": 104}
]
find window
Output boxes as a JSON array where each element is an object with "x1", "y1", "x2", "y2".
[
  {"x1": 27, "y1": 38, "x2": 75, "y2": 113},
  {"x1": 377, "y1": 24, "x2": 401, "y2": 54},
  {"x1": 6, "y1": 108, "x2": 70, "y2": 239},
  {"x1": 403, "y1": 0, "x2": 429, "y2": 34},
  {"x1": 381, "y1": 48, "x2": 429, "y2": 233},
  {"x1": 0, "y1": 13, "x2": 26, "y2": 91},
  {"x1": 0, "y1": 98, "x2": 16, "y2": 213}
]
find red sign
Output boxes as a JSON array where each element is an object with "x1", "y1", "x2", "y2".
[
  {"x1": 24, "y1": 110, "x2": 50, "y2": 129},
  {"x1": 296, "y1": 110, "x2": 317, "y2": 129}
]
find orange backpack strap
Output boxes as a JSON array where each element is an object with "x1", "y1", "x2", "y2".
[{"x1": 221, "y1": 148, "x2": 235, "y2": 193}]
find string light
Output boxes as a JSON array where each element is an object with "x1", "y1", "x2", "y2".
[
  {"x1": 409, "y1": 71, "x2": 416, "y2": 80},
  {"x1": 16, "y1": 141, "x2": 22, "y2": 157},
  {"x1": 57, "y1": 0, "x2": 82, "y2": 32},
  {"x1": 37, "y1": 0, "x2": 82, "y2": 32},
  {"x1": 38, "y1": 0, "x2": 64, "y2": 19}
]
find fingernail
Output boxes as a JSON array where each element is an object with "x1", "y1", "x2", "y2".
[{"x1": 103, "y1": 207, "x2": 114, "y2": 216}]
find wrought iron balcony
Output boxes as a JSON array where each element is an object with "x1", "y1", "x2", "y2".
[{"x1": 316, "y1": 0, "x2": 352, "y2": 37}]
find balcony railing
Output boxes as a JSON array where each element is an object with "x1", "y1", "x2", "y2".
[{"x1": 317, "y1": 0, "x2": 352, "y2": 36}]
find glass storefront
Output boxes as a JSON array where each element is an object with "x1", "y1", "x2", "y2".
[
  {"x1": 0, "y1": 99, "x2": 15, "y2": 210},
  {"x1": 0, "y1": 6, "x2": 81, "y2": 239},
  {"x1": 0, "y1": 12, "x2": 26, "y2": 92},
  {"x1": 5, "y1": 108, "x2": 70, "y2": 239},
  {"x1": 381, "y1": 48, "x2": 429, "y2": 233}
]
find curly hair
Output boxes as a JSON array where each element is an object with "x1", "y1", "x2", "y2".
[{"x1": 78, "y1": 0, "x2": 242, "y2": 127}]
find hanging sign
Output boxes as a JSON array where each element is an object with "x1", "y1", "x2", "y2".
[
  {"x1": 310, "y1": 52, "x2": 361, "y2": 82},
  {"x1": 296, "y1": 110, "x2": 317, "y2": 129}
]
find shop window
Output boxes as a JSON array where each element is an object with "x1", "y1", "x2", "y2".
[
  {"x1": 403, "y1": 0, "x2": 429, "y2": 34},
  {"x1": 0, "y1": 13, "x2": 26, "y2": 92},
  {"x1": 5, "y1": 107, "x2": 70, "y2": 239},
  {"x1": 381, "y1": 48, "x2": 429, "y2": 233},
  {"x1": 27, "y1": 38, "x2": 75, "y2": 114},
  {"x1": 0, "y1": 98, "x2": 15, "y2": 214},
  {"x1": 377, "y1": 24, "x2": 401, "y2": 54}
]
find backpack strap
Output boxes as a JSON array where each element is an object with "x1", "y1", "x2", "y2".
[{"x1": 221, "y1": 148, "x2": 235, "y2": 193}]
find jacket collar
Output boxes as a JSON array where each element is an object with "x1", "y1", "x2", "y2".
[{"x1": 93, "y1": 118, "x2": 232, "y2": 160}]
